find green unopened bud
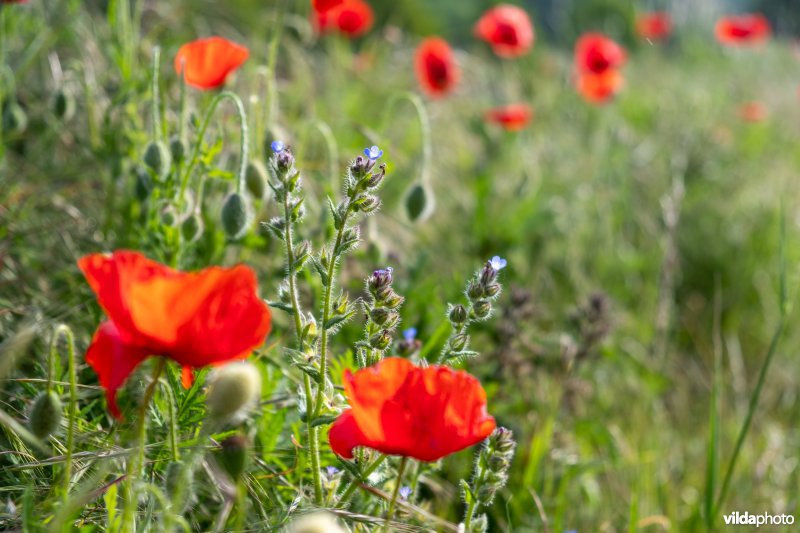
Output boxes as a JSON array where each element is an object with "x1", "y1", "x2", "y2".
[
  {"x1": 245, "y1": 160, "x2": 269, "y2": 200},
  {"x1": 492, "y1": 427, "x2": 516, "y2": 455},
  {"x1": 217, "y1": 434, "x2": 250, "y2": 481},
  {"x1": 165, "y1": 460, "x2": 193, "y2": 511},
  {"x1": 134, "y1": 167, "x2": 153, "y2": 202},
  {"x1": 467, "y1": 513, "x2": 489, "y2": 533},
  {"x1": 278, "y1": 282, "x2": 291, "y2": 304},
  {"x1": 3, "y1": 103, "x2": 28, "y2": 135},
  {"x1": 29, "y1": 390, "x2": 62, "y2": 439},
  {"x1": 356, "y1": 194, "x2": 380, "y2": 214},
  {"x1": 221, "y1": 192, "x2": 252, "y2": 240},
  {"x1": 405, "y1": 182, "x2": 434, "y2": 223},
  {"x1": 181, "y1": 213, "x2": 204, "y2": 243},
  {"x1": 467, "y1": 281, "x2": 484, "y2": 300},
  {"x1": 169, "y1": 136, "x2": 186, "y2": 163},
  {"x1": 51, "y1": 89, "x2": 75, "y2": 121},
  {"x1": 142, "y1": 141, "x2": 171, "y2": 180},
  {"x1": 383, "y1": 290, "x2": 404, "y2": 309},
  {"x1": 206, "y1": 361, "x2": 261, "y2": 421},
  {"x1": 484, "y1": 283, "x2": 501, "y2": 297},
  {"x1": 450, "y1": 333, "x2": 469, "y2": 352},
  {"x1": 369, "y1": 330, "x2": 391, "y2": 350},
  {"x1": 449, "y1": 304, "x2": 468, "y2": 324},
  {"x1": 472, "y1": 300, "x2": 492, "y2": 319}
]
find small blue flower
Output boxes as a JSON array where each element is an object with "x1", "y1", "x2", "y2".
[
  {"x1": 373, "y1": 266, "x2": 393, "y2": 277},
  {"x1": 326, "y1": 466, "x2": 339, "y2": 477},
  {"x1": 489, "y1": 255, "x2": 507, "y2": 271},
  {"x1": 271, "y1": 140, "x2": 285, "y2": 153},
  {"x1": 402, "y1": 328, "x2": 417, "y2": 341},
  {"x1": 364, "y1": 145, "x2": 383, "y2": 160},
  {"x1": 399, "y1": 486, "x2": 412, "y2": 500}
]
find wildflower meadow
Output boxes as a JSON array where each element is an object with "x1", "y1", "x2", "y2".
[{"x1": 2, "y1": 0, "x2": 800, "y2": 531}]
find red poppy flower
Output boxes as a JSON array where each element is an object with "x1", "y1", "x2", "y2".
[
  {"x1": 174, "y1": 37, "x2": 249, "y2": 90},
  {"x1": 315, "y1": 0, "x2": 373, "y2": 38},
  {"x1": 484, "y1": 103, "x2": 533, "y2": 131},
  {"x1": 79, "y1": 251, "x2": 271, "y2": 418},
  {"x1": 738, "y1": 101, "x2": 766, "y2": 122},
  {"x1": 715, "y1": 14, "x2": 771, "y2": 46},
  {"x1": 574, "y1": 32, "x2": 626, "y2": 75},
  {"x1": 414, "y1": 37, "x2": 460, "y2": 98},
  {"x1": 474, "y1": 4, "x2": 534, "y2": 58},
  {"x1": 312, "y1": 0, "x2": 343, "y2": 13},
  {"x1": 636, "y1": 12, "x2": 672, "y2": 41},
  {"x1": 575, "y1": 70, "x2": 624, "y2": 105},
  {"x1": 328, "y1": 358, "x2": 496, "y2": 462}
]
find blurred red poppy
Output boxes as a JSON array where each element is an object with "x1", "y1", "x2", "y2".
[
  {"x1": 474, "y1": 4, "x2": 534, "y2": 58},
  {"x1": 414, "y1": 37, "x2": 460, "y2": 98},
  {"x1": 636, "y1": 12, "x2": 672, "y2": 41},
  {"x1": 738, "y1": 101, "x2": 766, "y2": 122},
  {"x1": 79, "y1": 251, "x2": 271, "y2": 418},
  {"x1": 715, "y1": 14, "x2": 771, "y2": 46},
  {"x1": 312, "y1": 0, "x2": 342, "y2": 13},
  {"x1": 575, "y1": 70, "x2": 624, "y2": 105},
  {"x1": 174, "y1": 37, "x2": 249, "y2": 90},
  {"x1": 484, "y1": 103, "x2": 533, "y2": 131},
  {"x1": 328, "y1": 358, "x2": 496, "y2": 462},
  {"x1": 315, "y1": 0, "x2": 373, "y2": 37},
  {"x1": 574, "y1": 32, "x2": 627, "y2": 75}
]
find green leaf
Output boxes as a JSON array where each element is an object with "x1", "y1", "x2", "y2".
[
  {"x1": 268, "y1": 301, "x2": 294, "y2": 314},
  {"x1": 324, "y1": 311, "x2": 355, "y2": 331}
]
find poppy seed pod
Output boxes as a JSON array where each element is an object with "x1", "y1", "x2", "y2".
[
  {"x1": 217, "y1": 434, "x2": 250, "y2": 481},
  {"x1": 169, "y1": 136, "x2": 187, "y2": 163},
  {"x1": 29, "y1": 390, "x2": 62, "y2": 439},
  {"x1": 134, "y1": 167, "x2": 153, "y2": 202},
  {"x1": 206, "y1": 361, "x2": 262, "y2": 421},
  {"x1": 142, "y1": 141, "x2": 172, "y2": 180},
  {"x1": 181, "y1": 213, "x2": 204, "y2": 243},
  {"x1": 2, "y1": 102, "x2": 28, "y2": 135},
  {"x1": 220, "y1": 192, "x2": 253, "y2": 240},
  {"x1": 405, "y1": 182, "x2": 434, "y2": 223},
  {"x1": 245, "y1": 160, "x2": 268, "y2": 200},
  {"x1": 51, "y1": 89, "x2": 75, "y2": 121}
]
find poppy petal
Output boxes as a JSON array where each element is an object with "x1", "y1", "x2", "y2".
[
  {"x1": 181, "y1": 366, "x2": 194, "y2": 389},
  {"x1": 174, "y1": 37, "x2": 249, "y2": 90}
]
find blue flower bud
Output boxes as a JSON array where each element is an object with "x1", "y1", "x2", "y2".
[
  {"x1": 402, "y1": 328, "x2": 417, "y2": 341},
  {"x1": 271, "y1": 140, "x2": 285, "y2": 153}
]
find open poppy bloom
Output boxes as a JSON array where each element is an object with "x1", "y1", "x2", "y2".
[
  {"x1": 174, "y1": 37, "x2": 249, "y2": 90},
  {"x1": 312, "y1": 0, "x2": 343, "y2": 12},
  {"x1": 474, "y1": 4, "x2": 534, "y2": 58},
  {"x1": 575, "y1": 70, "x2": 624, "y2": 105},
  {"x1": 328, "y1": 358, "x2": 496, "y2": 462},
  {"x1": 315, "y1": 0, "x2": 373, "y2": 38},
  {"x1": 414, "y1": 37, "x2": 460, "y2": 98},
  {"x1": 738, "y1": 101, "x2": 767, "y2": 122},
  {"x1": 484, "y1": 103, "x2": 533, "y2": 131},
  {"x1": 636, "y1": 12, "x2": 672, "y2": 41},
  {"x1": 715, "y1": 14, "x2": 771, "y2": 46},
  {"x1": 79, "y1": 251, "x2": 271, "y2": 418},
  {"x1": 574, "y1": 32, "x2": 626, "y2": 75}
]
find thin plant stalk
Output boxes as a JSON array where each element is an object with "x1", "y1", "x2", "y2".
[{"x1": 384, "y1": 457, "x2": 408, "y2": 531}]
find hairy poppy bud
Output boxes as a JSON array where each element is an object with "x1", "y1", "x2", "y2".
[
  {"x1": 181, "y1": 213, "x2": 204, "y2": 243},
  {"x1": 169, "y1": 136, "x2": 186, "y2": 163},
  {"x1": 165, "y1": 460, "x2": 193, "y2": 511},
  {"x1": 220, "y1": 192, "x2": 252, "y2": 240},
  {"x1": 29, "y1": 390, "x2": 62, "y2": 439},
  {"x1": 449, "y1": 304, "x2": 468, "y2": 324},
  {"x1": 472, "y1": 299, "x2": 492, "y2": 319},
  {"x1": 51, "y1": 89, "x2": 75, "y2": 121},
  {"x1": 217, "y1": 434, "x2": 249, "y2": 481},
  {"x1": 245, "y1": 160, "x2": 268, "y2": 200},
  {"x1": 134, "y1": 167, "x2": 153, "y2": 202},
  {"x1": 142, "y1": 141, "x2": 172, "y2": 180},
  {"x1": 206, "y1": 361, "x2": 261, "y2": 421},
  {"x1": 405, "y1": 182, "x2": 434, "y2": 222},
  {"x1": 2, "y1": 102, "x2": 28, "y2": 135}
]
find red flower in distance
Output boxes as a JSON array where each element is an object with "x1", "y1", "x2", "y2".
[
  {"x1": 484, "y1": 103, "x2": 533, "y2": 131},
  {"x1": 738, "y1": 101, "x2": 766, "y2": 122},
  {"x1": 79, "y1": 251, "x2": 271, "y2": 418},
  {"x1": 474, "y1": 4, "x2": 534, "y2": 58},
  {"x1": 575, "y1": 70, "x2": 624, "y2": 105},
  {"x1": 414, "y1": 37, "x2": 460, "y2": 98},
  {"x1": 328, "y1": 358, "x2": 496, "y2": 462},
  {"x1": 315, "y1": 0, "x2": 373, "y2": 38},
  {"x1": 312, "y1": 0, "x2": 343, "y2": 13},
  {"x1": 715, "y1": 14, "x2": 771, "y2": 47},
  {"x1": 636, "y1": 12, "x2": 672, "y2": 41},
  {"x1": 574, "y1": 32, "x2": 627, "y2": 75},
  {"x1": 174, "y1": 37, "x2": 249, "y2": 90}
]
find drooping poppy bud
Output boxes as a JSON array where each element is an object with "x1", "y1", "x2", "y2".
[
  {"x1": 220, "y1": 192, "x2": 253, "y2": 240},
  {"x1": 29, "y1": 390, "x2": 62, "y2": 439}
]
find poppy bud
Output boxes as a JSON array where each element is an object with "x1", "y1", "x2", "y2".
[
  {"x1": 51, "y1": 89, "x2": 75, "y2": 121},
  {"x1": 216, "y1": 434, "x2": 250, "y2": 481},
  {"x1": 181, "y1": 213, "x2": 204, "y2": 243},
  {"x1": 2, "y1": 102, "x2": 28, "y2": 135},
  {"x1": 472, "y1": 300, "x2": 492, "y2": 319},
  {"x1": 206, "y1": 361, "x2": 262, "y2": 421},
  {"x1": 245, "y1": 160, "x2": 268, "y2": 200},
  {"x1": 449, "y1": 304, "x2": 468, "y2": 324},
  {"x1": 405, "y1": 182, "x2": 434, "y2": 222},
  {"x1": 369, "y1": 330, "x2": 391, "y2": 350},
  {"x1": 220, "y1": 192, "x2": 252, "y2": 240},
  {"x1": 134, "y1": 167, "x2": 153, "y2": 202},
  {"x1": 165, "y1": 460, "x2": 194, "y2": 511},
  {"x1": 169, "y1": 136, "x2": 186, "y2": 163},
  {"x1": 467, "y1": 281, "x2": 484, "y2": 300},
  {"x1": 142, "y1": 141, "x2": 172, "y2": 180},
  {"x1": 29, "y1": 390, "x2": 62, "y2": 439}
]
